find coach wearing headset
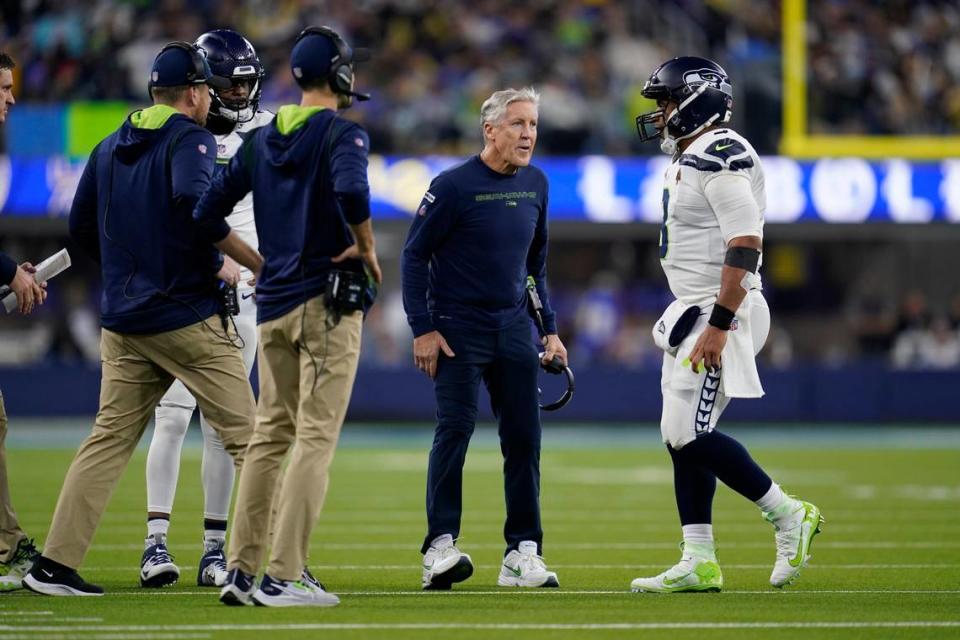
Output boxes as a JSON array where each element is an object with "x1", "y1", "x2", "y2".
[
  {"x1": 194, "y1": 26, "x2": 380, "y2": 608},
  {"x1": 24, "y1": 43, "x2": 259, "y2": 597}
]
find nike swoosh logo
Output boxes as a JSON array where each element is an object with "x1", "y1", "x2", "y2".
[
  {"x1": 715, "y1": 143, "x2": 735, "y2": 151},
  {"x1": 241, "y1": 292, "x2": 255, "y2": 300},
  {"x1": 503, "y1": 565, "x2": 523, "y2": 577},
  {"x1": 42, "y1": 569, "x2": 54, "y2": 577},
  {"x1": 789, "y1": 521, "x2": 811, "y2": 567},
  {"x1": 662, "y1": 572, "x2": 691, "y2": 586}
]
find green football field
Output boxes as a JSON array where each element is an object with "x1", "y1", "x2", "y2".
[{"x1": 2, "y1": 423, "x2": 959, "y2": 639}]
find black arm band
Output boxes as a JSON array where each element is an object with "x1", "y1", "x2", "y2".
[
  {"x1": 708, "y1": 304, "x2": 736, "y2": 330},
  {"x1": 724, "y1": 246, "x2": 761, "y2": 273}
]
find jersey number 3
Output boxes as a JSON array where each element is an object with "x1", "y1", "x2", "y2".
[{"x1": 659, "y1": 188, "x2": 669, "y2": 259}]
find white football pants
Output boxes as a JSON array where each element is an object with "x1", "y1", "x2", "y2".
[{"x1": 146, "y1": 292, "x2": 258, "y2": 520}]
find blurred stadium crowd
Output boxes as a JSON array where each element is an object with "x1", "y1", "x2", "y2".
[
  {"x1": 2, "y1": 0, "x2": 781, "y2": 153},
  {"x1": 1, "y1": 0, "x2": 959, "y2": 371}
]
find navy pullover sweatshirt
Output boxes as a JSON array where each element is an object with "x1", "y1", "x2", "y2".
[
  {"x1": 69, "y1": 105, "x2": 222, "y2": 334},
  {"x1": 194, "y1": 105, "x2": 371, "y2": 324},
  {"x1": 401, "y1": 155, "x2": 556, "y2": 338}
]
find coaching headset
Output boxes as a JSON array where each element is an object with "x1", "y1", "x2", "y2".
[
  {"x1": 293, "y1": 26, "x2": 370, "y2": 102},
  {"x1": 526, "y1": 277, "x2": 575, "y2": 411},
  {"x1": 148, "y1": 41, "x2": 230, "y2": 94}
]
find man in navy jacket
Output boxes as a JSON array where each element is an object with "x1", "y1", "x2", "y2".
[
  {"x1": 24, "y1": 43, "x2": 259, "y2": 597},
  {"x1": 194, "y1": 26, "x2": 380, "y2": 608},
  {"x1": 0, "y1": 50, "x2": 46, "y2": 593},
  {"x1": 402, "y1": 87, "x2": 567, "y2": 590}
]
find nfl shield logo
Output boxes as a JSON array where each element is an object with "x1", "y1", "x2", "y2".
[
  {"x1": 417, "y1": 205, "x2": 427, "y2": 216},
  {"x1": 198, "y1": 144, "x2": 208, "y2": 154}
]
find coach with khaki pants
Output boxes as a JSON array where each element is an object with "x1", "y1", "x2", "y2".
[
  {"x1": 24, "y1": 43, "x2": 260, "y2": 597},
  {"x1": 194, "y1": 26, "x2": 380, "y2": 607}
]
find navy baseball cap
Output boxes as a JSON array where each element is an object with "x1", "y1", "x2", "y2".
[
  {"x1": 150, "y1": 42, "x2": 231, "y2": 90},
  {"x1": 290, "y1": 28, "x2": 369, "y2": 86}
]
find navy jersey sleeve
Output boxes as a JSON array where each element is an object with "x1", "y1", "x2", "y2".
[
  {"x1": 331, "y1": 124, "x2": 371, "y2": 225},
  {"x1": 401, "y1": 175, "x2": 460, "y2": 337},
  {"x1": 194, "y1": 136, "x2": 254, "y2": 244},
  {"x1": 172, "y1": 128, "x2": 217, "y2": 213},
  {"x1": 525, "y1": 172, "x2": 556, "y2": 334},
  {"x1": 68, "y1": 142, "x2": 102, "y2": 264},
  {"x1": 0, "y1": 252, "x2": 17, "y2": 286}
]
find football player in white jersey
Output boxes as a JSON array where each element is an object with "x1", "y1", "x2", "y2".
[
  {"x1": 138, "y1": 29, "x2": 273, "y2": 589},
  {"x1": 629, "y1": 57, "x2": 823, "y2": 593}
]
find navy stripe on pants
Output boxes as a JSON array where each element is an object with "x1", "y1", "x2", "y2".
[{"x1": 421, "y1": 318, "x2": 543, "y2": 555}]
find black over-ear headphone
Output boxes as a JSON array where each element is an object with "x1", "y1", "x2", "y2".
[
  {"x1": 155, "y1": 41, "x2": 208, "y2": 85},
  {"x1": 295, "y1": 26, "x2": 370, "y2": 101}
]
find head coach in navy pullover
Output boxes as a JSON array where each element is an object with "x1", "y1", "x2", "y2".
[
  {"x1": 25, "y1": 44, "x2": 257, "y2": 598},
  {"x1": 193, "y1": 26, "x2": 380, "y2": 607},
  {"x1": 401, "y1": 87, "x2": 568, "y2": 590}
]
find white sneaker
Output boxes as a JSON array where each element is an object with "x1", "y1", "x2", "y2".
[
  {"x1": 219, "y1": 568, "x2": 256, "y2": 606},
  {"x1": 139, "y1": 534, "x2": 179, "y2": 588},
  {"x1": 252, "y1": 574, "x2": 340, "y2": 607},
  {"x1": 630, "y1": 542, "x2": 723, "y2": 593},
  {"x1": 766, "y1": 499, "x2": 824, "y2": 588},
  {"x1": 422, "y1": 534, "x2": 473, "y2": 590},
  {"x1": 498, "y1": 541, "x2": 559, "y2": 588}
]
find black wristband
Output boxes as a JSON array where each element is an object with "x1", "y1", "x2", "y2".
[{"x1": 708, "y1": 304, "x2": 736, "y2": 330}]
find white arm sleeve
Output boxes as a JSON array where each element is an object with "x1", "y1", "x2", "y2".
[{"x1": 703, "y1": 173, "x2": 763, "y2": 243}]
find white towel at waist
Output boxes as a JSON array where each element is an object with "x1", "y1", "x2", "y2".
[{"x1": 653, "y1": 290, "x2": 770, "y2": 398}]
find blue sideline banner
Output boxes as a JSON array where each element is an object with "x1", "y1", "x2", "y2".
[{"x1": 2, "y1": 154, "x2": 959, "y2": 222}]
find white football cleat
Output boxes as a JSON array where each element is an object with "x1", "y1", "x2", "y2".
[
  {"x1": 197, "y1": 538, "x2": 229, "y2": 587},
  {"x1": 139, "y1": 534, "x2": 179, "y2": 588},
  {"x1": 766, "y1": 499, "x2": 824, "y2": 588},
  {"x1": 497, "y1": 541, "x2": 559, "y2": 588},
  {"x1": 631, "y1": 542, "x2": 723, "y2": 593}
]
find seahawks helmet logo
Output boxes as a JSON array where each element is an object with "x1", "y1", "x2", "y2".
[{"x1": 682, "y1": 68, "x2": 725, "y2": 87}]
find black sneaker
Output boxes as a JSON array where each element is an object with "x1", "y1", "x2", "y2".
[
  {"x1": 23, "y1": 559, "x2": 103, "y2": 596},
  {"x1": 219, "y1": 568, "x2": 256, "y2": 606}
]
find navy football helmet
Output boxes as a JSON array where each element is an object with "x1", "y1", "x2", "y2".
[
  {"x1": 195, "y1": 29, "x2": 264, "y2": 124},
  {"x1": 636, "y1": 56, "x2": 733, "y2": 154}
]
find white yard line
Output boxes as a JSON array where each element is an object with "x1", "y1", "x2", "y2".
[
  {"x1": 79, "y1": 563, "x2": 959, "y2": 572},
  {"x1": 2, "y1": 635, "x2": 209, "y2": 640},
  {"x1": 3, "y1": 622, "x2": 959, "y2": 632},
  {"x1": 110, "y1": 588, "x2": 960, "y2": 596}
]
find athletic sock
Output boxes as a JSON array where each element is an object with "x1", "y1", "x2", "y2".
[
  {"x1": 757, "y1": 484, "x2": 803, "y2": 525},
  {"x1": 755, "y1": 482, "x2": 791, "y2": 512},
  {"x1": 681, "y1": 524, "x2": 716, "y2": 561},
  {"x1": 147, "y1": 516, "x2": 170, "y2": 542},
  {"x1": 203, "y1": 518, "x2": 227, "y2": 551}
]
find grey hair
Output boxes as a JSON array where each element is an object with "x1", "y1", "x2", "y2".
[{"x1": 480, "y1": 87, "x2": 540, "y2": 128}]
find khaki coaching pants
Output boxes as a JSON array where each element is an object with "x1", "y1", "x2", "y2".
[
  {"x1": 43, "y1": 317, "x2": 255, "y2": 569},
  {"x1": 0, "y1": 391, "x2": 27, "y2": 564},
  {"x1": 228, "y1": 297, "x2": 362, "y2": 580}
]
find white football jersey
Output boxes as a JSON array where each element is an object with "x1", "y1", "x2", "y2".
[
  {"x1": 659, "y1": 128, "x2": 765, "y2": 303},
  {"x1": 214, "y1": 109, "x2": 274, "y2": 282}
]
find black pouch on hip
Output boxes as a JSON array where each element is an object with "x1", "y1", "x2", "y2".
[
  {"x1": 324, "y1": 269, "x2": 367, "y2": 314},
  {"x1": 669, "y1": 304, "x2": 701, "y2": 348}
]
